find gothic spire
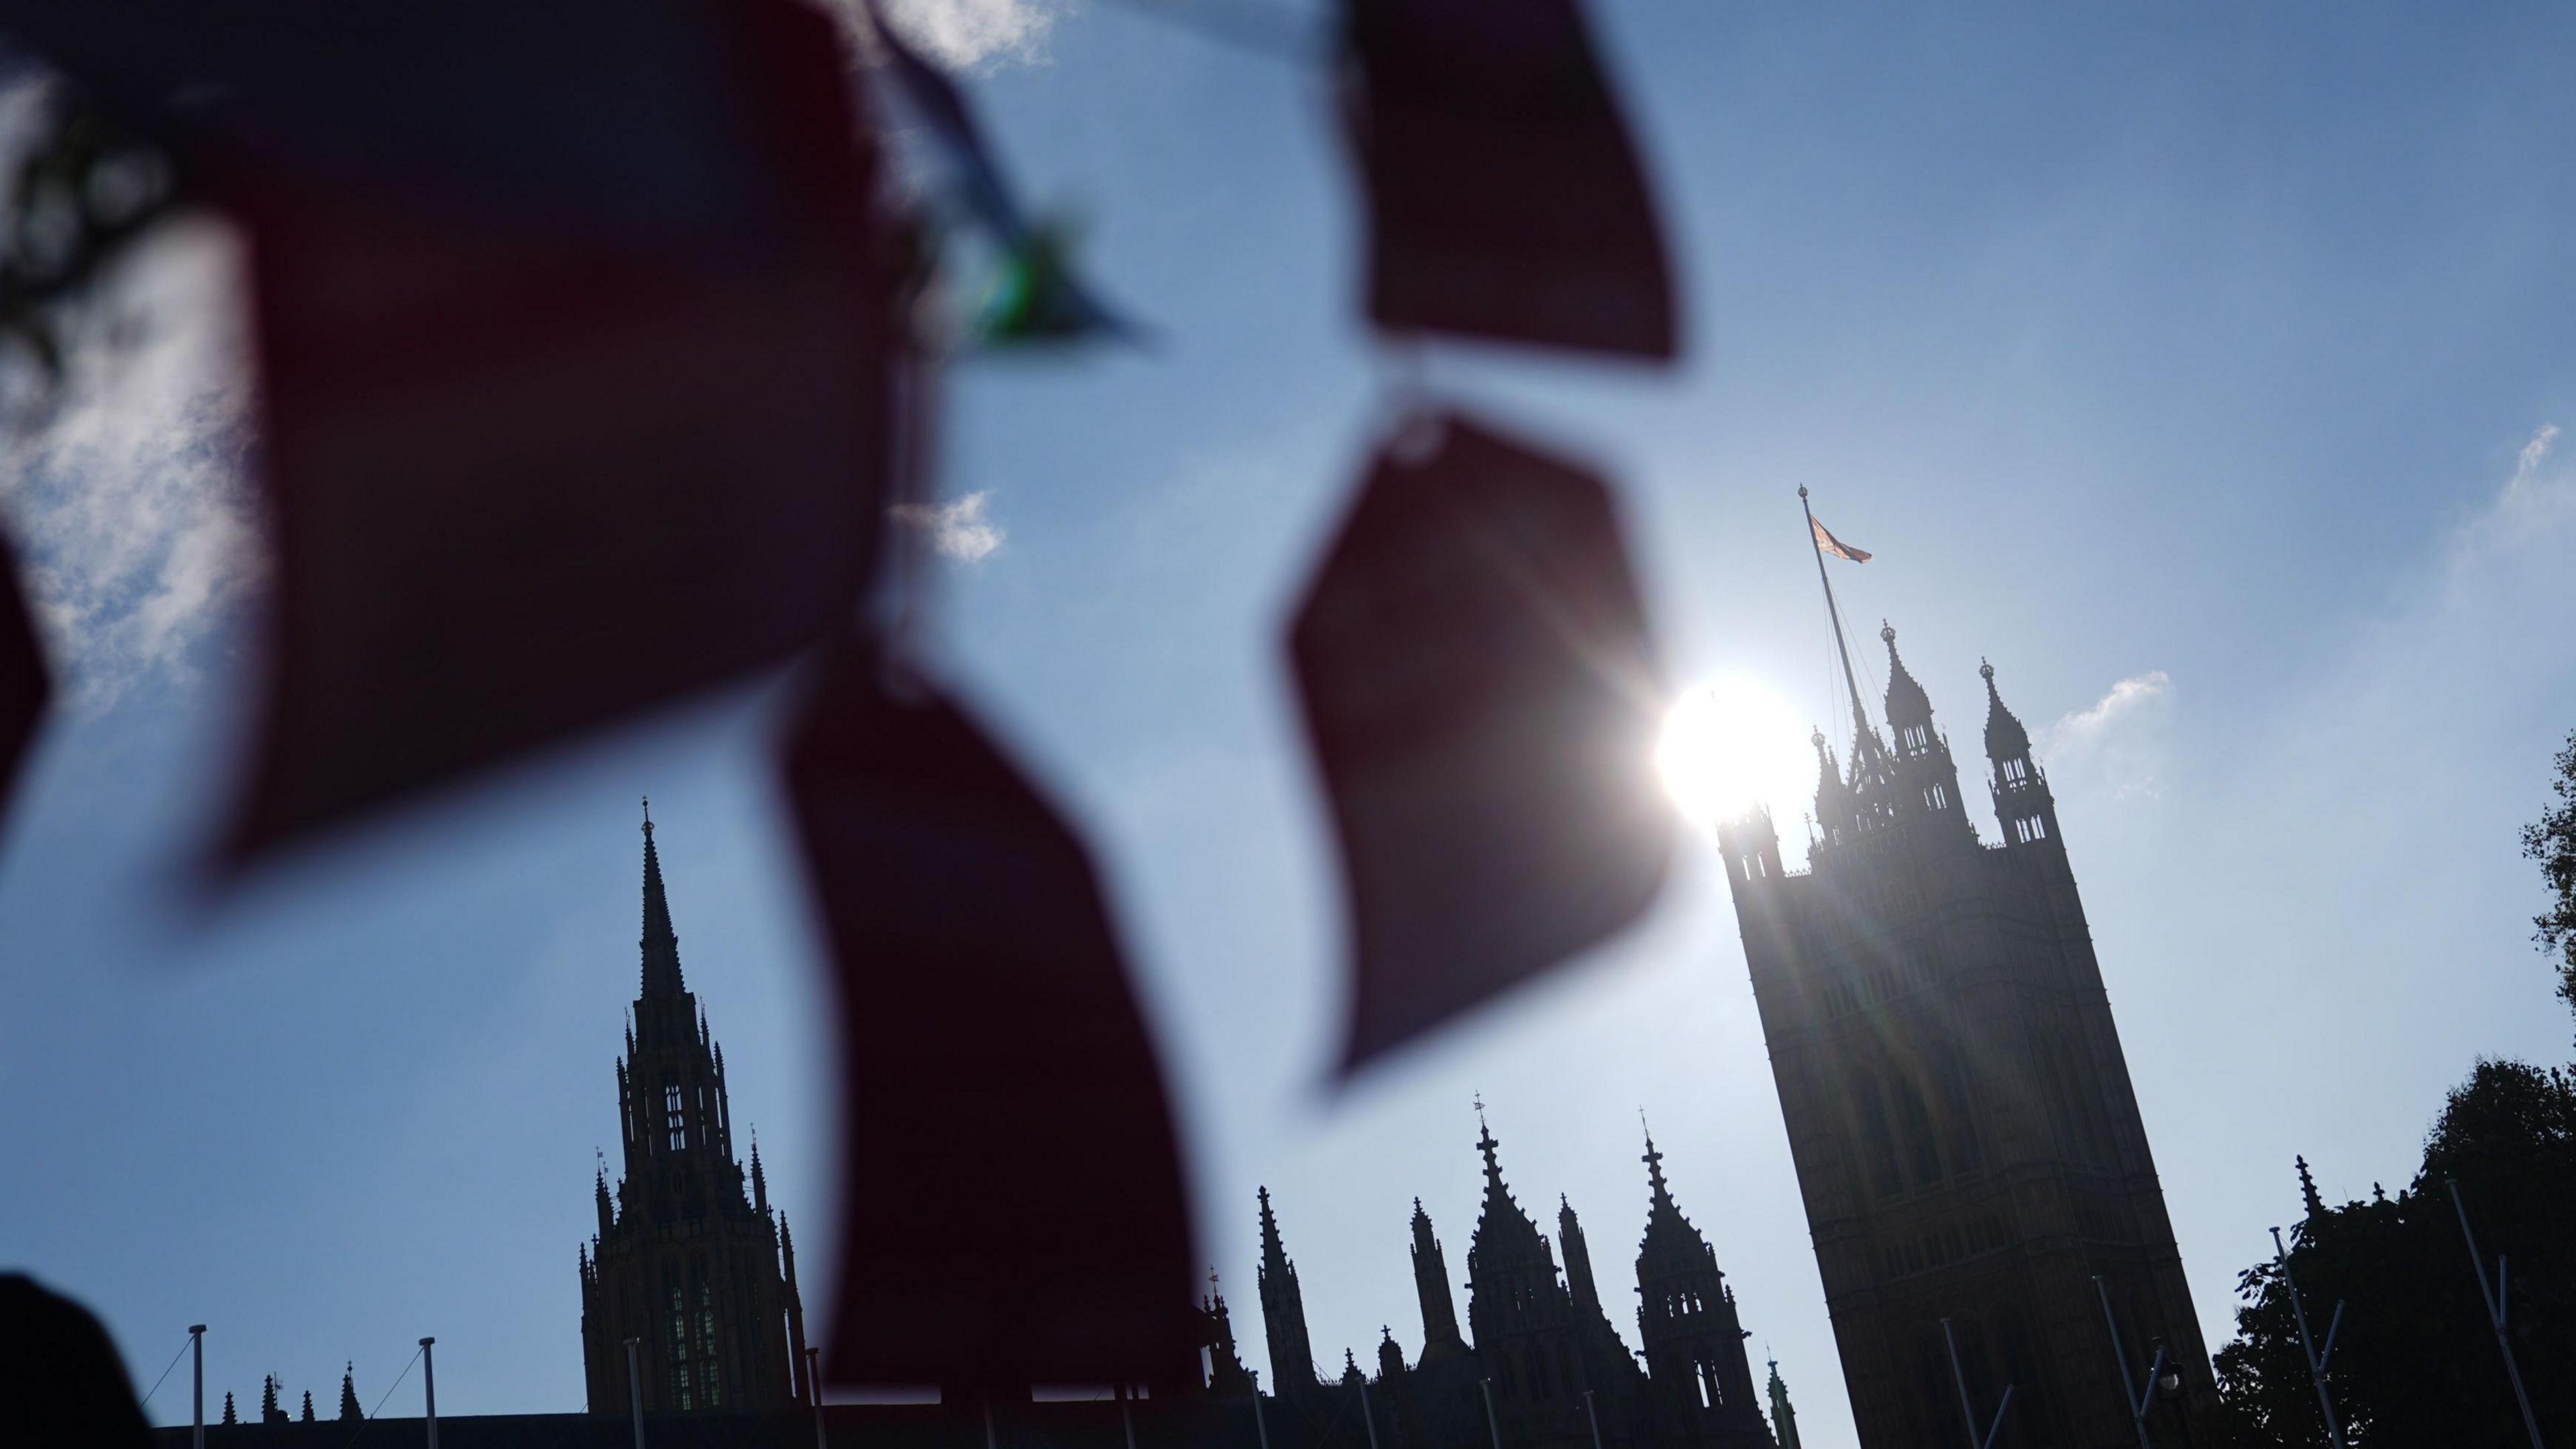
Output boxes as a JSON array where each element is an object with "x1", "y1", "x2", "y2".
[
  {"x1": 1643, "y1": 1120, "x2": 1675, "y2": 1212},
  {"x1": 1255, "y1": 1186, "x2": 1320, "y2": 1396},
  {"x1": 1409, "y1": 1196, "x2": 1466, "y2": 1358},
  {"x1": 1881, "y1": 622, "x2": 1934, "y2": 744},
  {"x1": 1981, "y1": 659, "x2": 2031, "y2": 763},
  {"x1": 639, "y1": 798, "x2": 685, "y2": 998},
  {"x1": 2297, "y1": 1155, "x2": 2324, "y2": 1220},
  {"x1": 1258, "y1": 1185, "x2": 1291, "y2": 1277}
]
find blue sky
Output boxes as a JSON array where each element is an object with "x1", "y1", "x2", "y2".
[{"x1": 5, "y1": 3, "x2": 2576, "y2": 1444}]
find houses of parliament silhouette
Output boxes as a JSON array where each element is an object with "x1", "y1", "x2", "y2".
[
  {"x1": 559, "y1": 612, "x2": 2218, "y2": 1449},
  {"x1": 570, "y1": 806, "x2": 1804, "y2": 1448}
]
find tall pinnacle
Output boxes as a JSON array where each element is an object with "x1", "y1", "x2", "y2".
[
  {"x1": 1643, "y1": 1120, "x2": 1675, "y2": 1210},
  {"x1": 639, "y1": 798, "x2": 685, "y2": 998}
]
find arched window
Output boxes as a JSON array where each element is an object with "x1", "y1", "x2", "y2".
[
  {"x1": 663, "y1": 1262, "x2": 693, "y2": 1410},
  {"x1": 692, "y1": 1257, "x2": 720, "y2": 1407},
  {"x1": 665, "y1": 1083, "x2": 686, "y2": 1150},
  {"x1": 1860, "y1": 1075, "x2": 1902, "y2": 1199},
  {"x1": 1894, "y1": 1068, "x2": 1941, "y2": 1187}
]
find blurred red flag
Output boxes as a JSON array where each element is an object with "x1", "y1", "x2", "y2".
[
  {"x1": 1342, "y1": 0, "x2": 1678, "y2": 360},
  {"x1": 0, "y1": 535, "x2": 50, "y2": 826},
  {"x1": 215, "y1": 0, "x2": 895, "y2": 863},
  {"x1": 1291, "y1": 410, "x2": 1672, "y2": 1073},
  {"x1": 781, "y1": 649, "x2": 1199, "y2": 1393}
]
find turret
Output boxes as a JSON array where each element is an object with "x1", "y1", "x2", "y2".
[
  {"x1": 639, "y1": 800, "x2": 685, "y2": 998},
  {"x1": 1377, "y1": 1326, "x2": 1405, "y2": 1381},
  {"x1": 1256, "y1": 1187, "x2": 1320, "y2": 1397},
  {"x1": 1880, "y1": 624, "x2": 1972, "y2": 833},
  {"x1": 1882, "y1": 622, "x2": 1935, "y2": 757},
  {"x1": 1634, "y1": 1127, "x2": 1766, "y2": 1435},
  {"x1": 1767, "y1": 1356, "x2": 1803, "y2": 1449},
  {"x1": 782, "y1": 1214, "x2": 811, "y2": 1403},
  {"x1": 1409, "y1": 1197, "x2": 1468, "y2": 1361},
  {"x1": 1982, "y1": 659, "x2": 2061, "y2": 850},
  {"x1": 1560, "y1": 1194, "x2": 1605, "y2": 1321}
]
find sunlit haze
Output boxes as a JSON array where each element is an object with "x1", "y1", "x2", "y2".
[{"x1": 1656, "y1": 676, "x2": 1815, "y2": 831}]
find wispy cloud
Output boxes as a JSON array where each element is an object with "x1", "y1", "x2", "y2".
[
  {"x1": 891, "y1": 490, "x2": 1006, "y2": 561},
  {"x1": 849, "y1": 0, "x2": 1065, "y2": 69},
  {"x1": 2039, "y1": 669, "x2": 2175, "y2": 801},
  {"x1": 0, "y1": 219, "x2": 261, "y2": 710}
]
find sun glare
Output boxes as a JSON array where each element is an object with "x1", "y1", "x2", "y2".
[{"x1": 1657, "y1": 676, "x2": 1816, "y2": 827}]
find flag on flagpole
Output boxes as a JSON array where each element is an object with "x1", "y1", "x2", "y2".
[{"x1": 1812, "y1": 515, "x2": 1871, "y2": 563}]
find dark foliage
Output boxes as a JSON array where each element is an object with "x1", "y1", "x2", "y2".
[
  {"x1": 2524, "y1": 729, "x2": 2576, "y2": 1018},
  {"x1": 2212, "y1": 1059, "x2": 2575, "y2": 1445},
  {"x1": 0, "y1": 1275, "x2": 148, "y2": 1448}
]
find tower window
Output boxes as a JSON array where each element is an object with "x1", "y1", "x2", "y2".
[{"x1": 665, "y1": 1085, "x2": 686, "y2": 1150}]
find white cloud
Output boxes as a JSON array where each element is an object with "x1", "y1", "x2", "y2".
[
  {"x1": 0, "y1": 217, "x2": 262, "y2": 710},
  {"x1": 890, "y1": 489, "x2": 1006, "y2": 561},
  {"x1": 2037, "y1": 669, "x2": 2174, "y2": 802},
  {"x1": 847, "y1": 0, "x2": 1064, "y2": 69}
]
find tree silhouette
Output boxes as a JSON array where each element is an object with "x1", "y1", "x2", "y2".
[
  {"x1": 2212, "y1": 1060, "x2": 2575, "y2": 1444},
  {"x1": 2524, "y1": 729, "x2": 2576, "y2": 1020}
]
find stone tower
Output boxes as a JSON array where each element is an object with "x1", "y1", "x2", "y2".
[
  {"x1": 1463, "y1": 1114, "x2": 1599, "y2": 1449},
  {"x1": 580, "y1": 807, "x2": 808, "y2": 1415},
  {"x1": 1632, "y1": 1130, "x2": 1766, "y2": 1448},
  {"x1": 1715, "y1": 631, "x2": 2215, "y2": 1448}
]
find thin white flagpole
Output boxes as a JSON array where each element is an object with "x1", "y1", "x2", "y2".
[
  {"x1": 1357, "y1": 1375, "x2": 1379, "y2": 1449},
  {"x1": 806, "y1": 1347, "x2": 826, "y2": 1449},
  {"x1": 419, "y1": 1338, "x2": 437, "y2": 1449},
  {"x1": 2447, "y1": 1180, "x2": 2546, "y2": 1449},
  {"x1": 1479, "y1": 1377, "x2": 1503, "y2": 1449},
  {"x1": 191, "y1": 1325, "x2": 206, "y2": 1449},
  {"x1": 1941, "y1": 1318, "x2": 2012, "y2": 1449},
  {"x1": 625, "y1": 1338, "x2": 646, "y2": 1449},
  {"x1": 1799, "y1": 488, "x2": 1876, "y2": 755},
  {"x1": 2270, "y1": 1227, "x2": 2347, "y2": 1449},
  {"x1": 2092, "y1": 1276, "x2": 2162, "y2": 1449}
]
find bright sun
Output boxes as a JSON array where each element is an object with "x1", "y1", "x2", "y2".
[{"x1": 1656, "y1": 676, "x2": 1817, "y2": 827}]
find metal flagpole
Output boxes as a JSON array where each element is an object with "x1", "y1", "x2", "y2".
[
  {"x1": 806, "y1": 1347, "x2": 826, "y2": 1449},
  {"x1": 1583, "y1": 1389, "x2": 1605, "y2": 1449},
  {"x1": 2448, "y1": 1180, "x2": 2546, "y2": 1448},
  {"x1": 1479, "y1": 1378, "x2": 1503, "y2": 1449},
  {"x1": 625, "y1": 1338, "x2": 646, "y2": 1449},
  {"x1": 2269, "y1": 1227, "x2": 2347, "y2": 1449},
  {"x1": 1799, "y1": 487, "x2": 1876, "y2": 753},
  {"x1": 1121, "y1": 1383, "x2": 1140, "y2": 1449},
  {"x1": 419, "y1": 1338, "x2": 438, "y2": 1449},
  {"x1": 1940, "y1": 1319, "x2": 2013, "y2": 1449},
  {"x1": 2092, "y1": 1276, "x2": 2164, "y2": 1449},
  {"x1": 191, "y1": 1325, "x2": 206, "y2": 1449},
  {"x1": 1251, "y1": 1387, "x2": 1271, "y2": 1449},
  {"x1": 1358, "y1": 1375, "x2": 1380, "y2": 1449}
]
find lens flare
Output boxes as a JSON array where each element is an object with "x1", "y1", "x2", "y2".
[{"x1": 1656, "y1": 676, "x2": 1815, "y2": 826}]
